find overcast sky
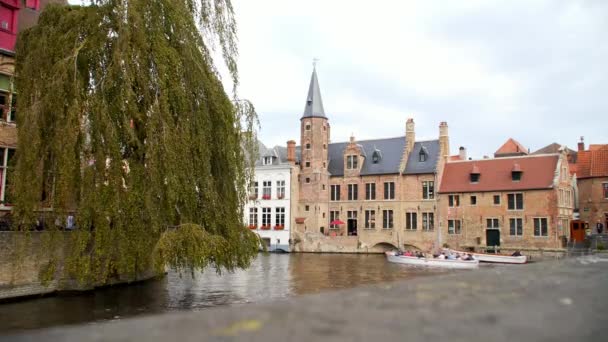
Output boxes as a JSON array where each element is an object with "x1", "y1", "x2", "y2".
[{"x1": 68, "y1": 0, "x2": 607, "y2": 158}]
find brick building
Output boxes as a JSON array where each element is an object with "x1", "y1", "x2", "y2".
[
  {"x1": 438, "y1": 151, "x2": 575, "y2": 250},
  {"x1": 575, "y1": 141, "x2": 608, "y2": 231},
  {"x1": 0, "y1": 0, "x2": 65, "y2": 216},
  {"x1": 290, "y1": 67, "x2": 450, "y2": 252}
]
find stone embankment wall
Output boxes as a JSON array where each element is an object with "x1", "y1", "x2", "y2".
[
  {"x1": 0, "y1": 232, "x2": 157, "y2": 301},
  {"x1": 291, "y1": 232, "x2": 395, "y2": 253}
]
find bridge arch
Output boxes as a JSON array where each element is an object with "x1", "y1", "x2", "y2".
[{"x1": 371, "y1": 242, "x2": 398, "y2": 252}]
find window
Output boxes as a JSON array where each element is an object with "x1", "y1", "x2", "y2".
[
  {"x1": 276, "y1": 180, "x2": 285, "y2": 199},
  {"x1": 419, "y1": 150, "x2": 427, "y2": 162},
  {"x1": 372, "y1": 152, "x2": 380, "y2": 163},
  {"x1": 305, "y1": 161, "x2": 310, "y2": 168},
  {"x1": 448, "y1": 220, "x2": 461, "y2": 234},
  {"x1": 507, "y1": 193, "x2": 523, "y2": 210},
  {"x1": 305, "y1": 143, "x2": 311, "y2": 150},
  {"x1": 512, "y1": 171, "x2": 522, "y2": 181},
  {"x1": 509, "y1": 218, "x2": 523, "y2": 236},
  {"x1": 305, "y1": 205, "x2": 310, "y2": 211},
  {"x1": 486, "y1": 218, "x2": 499, "y2": 229},
  {"x1": 422, "y1": 181, "x2": 434, "y2": 199},
  {"x1": 0, "y1": 92, "x2": 8, "y2": 121},
  {"x1": 346, "y1": 155, "x2": 358, "y2": 169},
  {"x1": 448, "y1": 195, "x2": 460, "y2": 207},
  {"x1": 422, "y1": 213, "x2": 434, "y2": 231},
  {"x1": 262, "y1": 156, "x2": 272, "y2": 165},
  {"x1": 534, "y1": 218, "x2": 548, "y2": 237},
  {"x1": 329, "y1": 211, "x2": 340, "y2": 227},
  {"x1": 493, "y1": 195, "x2": 501, "y2": 205},
  {"x1": 347, "y1": 210, "x2": 357, "y2": 222},
  {"x1": 249, "y1": 208, "x2": 258, "y2": 226},
  {"x1": 364, "y1": 210, "x2": 376, "y2": 229},
  {"x1": 470, "y1": 173, "x2": 480, "y2": 183},
  {"x1": 249, "y1": 181, "x2": 258, "y2": 199},
  {"x1": 305, "y1": 177, "x2": 310, "y2": 184},
  {"x1": 262, "y1": 208, "x2": 271, "y2": 227},
  {"x1": 603, "y1": 183, "x2": 608, "y2": 199},
  {"x1": 275, "y1": 207, "x2": 285, "y2": 227},
  {"x1": 382, "y1": 210, "x2": 394, "y2": 229},
  {"x1": 365, "y1": 183, "x2": 376, "y2": 200},
  {"x1": 0, "y1": 148, "x2": 13, "y2": 204},
  {"x1": 384, "y1": 182, "x2": 395, "y2": 200},
  {"x1": 347, "y1": 184, "x2": 358, "y2": 201},
  {"x1": 405, "y1": 212, "x2": 417, "y2": 230},
  {"x1": 305, "y1": 123, "x2": 311, "y2": 130},
  {"x1": 262, "y1": 181, "x2": 271, "y2": 199},
  {"x1": 470, "y1": 195, "x2": 477, "y2": 205},
  {"x1": 330, "y1": 185, "x2": 341, "y2": 201}
]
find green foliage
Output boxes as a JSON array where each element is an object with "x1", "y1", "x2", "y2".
[
  {"x1": 597, "y1": 243, "x2": 605, "y2": 251},
  {"x1": 13, "y1": 0, "x2": 258, "y2": 285}
]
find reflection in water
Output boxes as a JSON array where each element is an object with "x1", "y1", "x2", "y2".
[{"x1": 0, "y1": 253, "x2": 448, "y2": 333}]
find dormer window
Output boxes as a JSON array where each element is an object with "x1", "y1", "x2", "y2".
[
  {"x1": 470, "y1": 165, "x2": 480, "y2": 183},
  {"x1": 372, "y1": 149, "x2": 382, "y2": 164},
  {"x1": 346, "y1": 155, "x2": 358, "y2": 170},
  {"x1": 512, "y1": 163, "x2": 522, "y2": 181},
  {"x1": 419, "y1": 148, "x2": 428, "y2": 162},
  {"x1": 262, "y1": 156, "x2": 272, "y2": 165}
]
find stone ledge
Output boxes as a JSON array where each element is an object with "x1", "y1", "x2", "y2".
[{"x1": 9, "y1": 255, "x2": 608, "y2": 342}]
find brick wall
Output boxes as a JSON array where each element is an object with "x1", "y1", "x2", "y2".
[{"x1": 578, "y1": 177, "x2": 608, "y2": 228}]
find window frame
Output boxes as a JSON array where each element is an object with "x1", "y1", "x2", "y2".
[
  {"x1": 533, "y1": 217, "x2": 549, "y2": 237},
  {"x1": 448, "y1": 219, "x2": 461, "y2": 235},
  {"x1": 365, "y1": 182, "x2": 376, "y2": 200},
  {"x1": 509, "y1": 218, "x2": 523, "y2": 236},
  {"x1": 347, "y1": 183, "x2": 358, "y2": 201},
  {"x1": 384, "y1": 182, "x2": 395, "y2": 200},
  {"x1": 603, "y1": 183, "x2": 608, "y2": 199},
  {"x1": 382, "y1": 209, "x2": 394, "y2": 229},
  {"x1": 448, "y1": 194, "x2": 460, "y2": 207},
  {"x1": 276, "y1": 180, "x2": 286, "y2": 199},
  {"x1": 493, "y1": 194, "x2": 501, "y2": 206},
  {"x1": 507, "y1": 193, "x2": 524, "y2": 211},
  {"x1": 261, "y1": 207, "x2": 272, "y2": 227},
  {"x1": 422, "y1": 212, "x2": 434, "y2": 231},
  {"x1": 470, "y1": 195, "x2": 477, "y2": 206},
  {"x1": 422, "y1": 181, "x2": 434, "y2": 200},
  {"x1": 346, "y1": 155, "x2": 358, "y2": 170},
  {"x1": 486, "y1": 218, "x2": 500, "y2": 230},
  {"x1": 275, "y1": 207, "x2": 286, "y2": 227},
  {"x1": 330, "y1": 185, "x2": 341, "y2": 201},
  {"x1": 364, "y1": 209, "x2": 376, "y2": 229},
  {"x1": 405, "y1": 212, "x2": 417, "y2": 230},
  {"x1": 248, "y1": 207, "x2": 258, "y2": 226}
]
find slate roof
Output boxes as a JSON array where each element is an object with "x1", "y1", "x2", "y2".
[
  {"x1": 254, "y1": 141, "x2": 291, "y2": 167},
  {"x1": 404, "y1": 140, "x2": 440, "y2": 175},
  {"x1": 326, "y1": 137, "x2": 439, "y2": 177},
  {"x1": 301, "y1": 68, "x2": 326, "y2": 119},
  {"x1": 494, "y1": 138, "x2": 528, "y2": 157},
  {"x1": 439, "y1": 155, "x2": 559, "y2": 193},
  {"x1": 576, "y1": 144, "x2": 608, "y2": 179}
]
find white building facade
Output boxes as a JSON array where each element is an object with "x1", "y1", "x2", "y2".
[{"x1": 244, "y1": 144, "x2": 294, "y2": 252}]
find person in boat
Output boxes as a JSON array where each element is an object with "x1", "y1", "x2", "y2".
[
  {"x1": 447, "y1": 253, "x2": 456, "y2": 260},
  {"x1": 405, "y1": 250, "x2": 413, "y2": 257},
  {"x1": 466, "y1": 254, "x2": 475, "y2": 260},
  {"x1": 437, "y1": 252, "x2": 446, "y2": 260},
  {"x1": 511, "y1": 250, "x2": 522, "y2": 257}
]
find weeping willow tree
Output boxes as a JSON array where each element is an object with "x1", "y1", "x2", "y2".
[{"x1": 12, "y1": 0, "x2": 260, "y2": 285}]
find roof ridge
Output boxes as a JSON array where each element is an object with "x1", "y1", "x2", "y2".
[{"x1": 448, "y1": 153, "x2": 559, "y2": 163}]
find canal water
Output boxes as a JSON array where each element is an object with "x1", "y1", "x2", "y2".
[{"x1": 0, "y1": 253, "x2": 450, "y2": 333}]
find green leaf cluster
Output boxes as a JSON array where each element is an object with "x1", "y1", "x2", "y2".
[{"x1": 12, "y1": 0, "x2": 259, "y2": 285}]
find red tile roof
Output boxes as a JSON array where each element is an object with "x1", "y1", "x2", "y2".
[
  {"x1": 439, "y1": 155, "x2": 559, "y2": 193},
  {"x1": 576, "y1": 144, "x2": 608, "y2": 179},
  {"x1": 494, "y1": 138, "x2": 528, "y2": 156}
]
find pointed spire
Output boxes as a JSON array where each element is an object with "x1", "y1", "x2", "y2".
[{"x1": 302, "y1": 65, "x2": 326, "y2": 119}]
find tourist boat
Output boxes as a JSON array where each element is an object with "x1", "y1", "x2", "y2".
[
  {"x1": 385, "y1": 251, "x2": 479, "y2": 269},
  {"x1": 443, "y1": 249, "x2": 527, "y2": 264}
]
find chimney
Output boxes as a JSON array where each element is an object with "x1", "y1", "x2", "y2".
[
  {"x1": 578, "y1": 136, "x2": 585, "y2": 152},
  {"x1": 287, "y1": 140, "x2": 296, "y2": 163},
  {"x1": 406, "y1": 118, "x2": 415, "y2": 152},
  {"x1": 439, "y1": 121, "x2": 450, "y2": 159},
  {"x1": 459, "y1": 146, "x2": 466, "y2": 160}
]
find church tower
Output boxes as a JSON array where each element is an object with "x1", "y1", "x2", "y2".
[{"x1": 298, "y1": 66, "x2": 330, "y2": 233}]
